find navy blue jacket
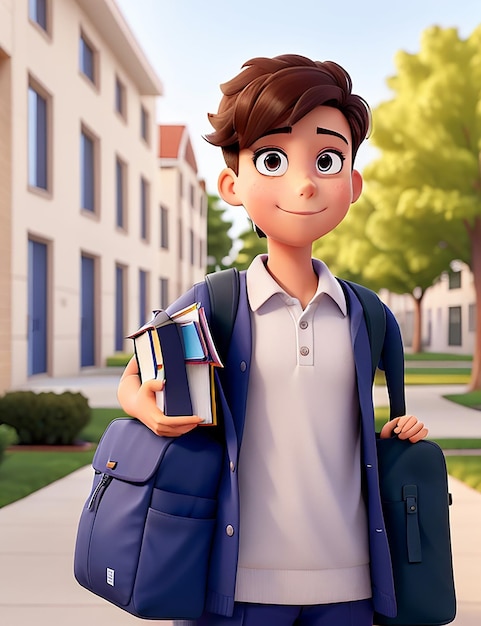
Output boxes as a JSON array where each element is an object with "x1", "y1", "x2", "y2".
[{"x1": 167, "y1": 271, "x2": 402, "y2": 619}]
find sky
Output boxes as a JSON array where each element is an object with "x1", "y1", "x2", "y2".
[{"x1": 115, "y1": 0, "x2": 481, "y2": 236}]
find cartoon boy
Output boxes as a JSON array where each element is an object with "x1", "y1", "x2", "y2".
[{"x1": 118, "y1": 55, "x2": 428, "y2": 626}]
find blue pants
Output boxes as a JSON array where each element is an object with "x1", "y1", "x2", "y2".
[{"x1": 177, "y1": 599, "x2": 373, "y2": 626}]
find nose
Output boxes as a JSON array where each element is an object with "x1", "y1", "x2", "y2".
[{"x1": 298, "y1": 176, "x2": 317, "y2": 199}]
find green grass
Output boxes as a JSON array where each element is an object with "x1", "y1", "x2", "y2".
[
  {"x1": 0, "y1": 408, "x2": 127, "y2": 508},
  {"x1": 446, "y1": 456, "x2": 481, "y2": 492},
  {"x1": 0, "y1": 449, "x2": 95, "y2": 507},
  {"x1": 444, "y1": 390, "x2": 481, "y2": 409},
  {"x1": 404, "y1": 367, "x2": 472, "y2": 376},
  {"x1": 375, "y1": 369, "x2": 471, "y2": 386},
  {"x1": 79, "y1": 407, "x2": 127, "y2": 442},
  {"x1": 404, "y1": 372, "x2": 471, "y2": 385},
  {"x1": 404, "y1": 352, "x2": 472, "y2": 361}
]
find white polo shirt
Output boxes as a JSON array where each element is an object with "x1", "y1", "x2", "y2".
[{"x1": 234, "y1": 254, "x2": 370, "y2": 605}]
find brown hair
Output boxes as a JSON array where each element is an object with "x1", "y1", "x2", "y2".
[{"x1": 205, "y1": 54, "x2": 371, "y2": 173}]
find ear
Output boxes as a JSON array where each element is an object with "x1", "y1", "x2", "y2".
[
  {"x1": 218, "y1": 168, "x2": 243, "y2": 206},
  {"x1": 351, "y1": 169, "x2": 363, "y2": 203}
]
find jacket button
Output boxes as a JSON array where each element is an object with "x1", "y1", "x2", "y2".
[
  {"x1": 300, "y1": 346, "x2": 309, "y2": 356},
  {"x1": 226, "y1": 524, "x2": 235, "y2": 537},
  {"x1": 240, "y1": 361, "x2": 247, "y2": 372},
  {"x1": 229, "y1": 461, "x2": 235, "y2": 472},
  {"x1": 300, "y1": 320, "x2": 308, "y2": 330}
]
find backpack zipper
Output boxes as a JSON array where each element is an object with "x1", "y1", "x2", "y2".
[{"x1": 87, "y1": 473, "x2": 113, "y2": 511}]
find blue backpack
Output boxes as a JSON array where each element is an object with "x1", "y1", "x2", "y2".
[{"x1": 73, "y1": 412, "x2": 224, "y2": 619}]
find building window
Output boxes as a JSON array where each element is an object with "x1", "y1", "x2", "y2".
[
  {"x1": 178, "y1": 218, "x2": 183, "y2": 260},
  {"x1": 29, "y1": 0, "x2": 48, "y2": 32},
  {"x1": 448, "y1": 306, "x2": 462, "y2": 346},
  {"x1": 116, "y1": 157, "x2": 127, "y2": 229},
  {"x1": 140, "y1": 177, "x2": 150, "y2": 241},
  {"x1": 80, "y1": 126, "x2": 97, "y2": 213},
  {"x1": 178, "y1": 172, "x2": 183, "y2": 197},
  {"x1": 28, "y1": 83, "x2": 49, "y2": 191},
  {"x1": 139, "y1": 270, "x2": 149, "y2": 326},
  {"x1": 140, "y1": 105, "x2": 149, "y2": 144},
  {"x1": 160, "y1": 205, "x2": 169, "y2": 249},
  {"x1": 468, "y1": 303, "x2": 476, "y2": 333},
  {"x1": 199, "y1": 238, "x2": 205, "y2": 269},
  {"x1": 190, "y1": 229, "x2": 195, "y2": 265},
  {"x1": 80, "y1": 254, "x2": 97, "y2": 367},
  {"x1": 448, "y1": 270, "x2": 461, "y2": 290},
  {"x1": 79, "y1": 32, "x2": 96, "y2": 85},
  {"x1": 190, "y1": 184, "x2": 195, "y2": 209},
  {"x1": 115, "y1": 76, "x2": 127, "y2": 119},
  {"x1": 159, "y1": 277, "x2": 169, "y2": 309},
  {"x1": 115, "y1": 264, "x2": 126, "y2": 352}
]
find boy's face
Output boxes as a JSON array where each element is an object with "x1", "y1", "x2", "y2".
[{"x1": 218, "y1": 105, "x2": 362, "y2": 249}]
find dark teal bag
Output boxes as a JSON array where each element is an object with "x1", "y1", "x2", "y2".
[
  {"x1": 375, "y1": 437, "x2": 455, "y2": 625},
  {"x1": 209, "y1": 269, "x2": 456, "y2": 626},
  {"x1": 341, "y1": 280, "x2": 456, "y2": 626}
]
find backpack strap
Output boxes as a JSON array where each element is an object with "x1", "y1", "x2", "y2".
[
  {"x1": 339, "y1": 279, "x2": 386, "y2": 379},
  {"x1": 339, "y1": 278, "x2": 406, "y2": 419},
  {"x1": 205, "y1": 268, "x2": 240, "y2": 365}
]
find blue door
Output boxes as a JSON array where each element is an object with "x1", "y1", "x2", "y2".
[
  {"x1": 28, "y1": 239, "x2": 48, "y2": 375},
  {"x1": 115, "y1": 265, "x2": 125, "y2": 352},
  {"x1": 81, "y1": 255, "x2": 95, "y2": 367}
]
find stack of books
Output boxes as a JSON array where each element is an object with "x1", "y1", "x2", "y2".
[{"x1": 128, "y1": 303, "x2": 223, "y2": 425}]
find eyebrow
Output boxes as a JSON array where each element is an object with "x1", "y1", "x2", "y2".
[{"x1": 317, "y1": 127, "x2": 348, "y2": 145}]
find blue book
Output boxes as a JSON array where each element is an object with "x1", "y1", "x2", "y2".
[{"x1": 180, "y1": 323, "x2": 206, "y2": 361}]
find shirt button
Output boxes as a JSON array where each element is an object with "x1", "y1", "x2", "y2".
[
  {"x1": 300, "y1": 346, "x2": 309, "y2": 357},
  {"x1": 226, "y1": 525, "x2": 235, "y2": 537},
  {"x1": 240, "y1": 361, "x2": 247, "y2": 372},
  {"x1": 300, "y1": 320, "x2": 308, "y2": 330}
]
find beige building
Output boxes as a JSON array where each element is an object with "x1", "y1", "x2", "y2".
[
  {"x1": 381, "y1": 262, "x2": 476, "y2": 355},
  {"x1": 0, "y1": 0, "x2": 207, "y2": 392},
  {"x1": 158, "y1": 124, "x2": 208, "y2": 305}
]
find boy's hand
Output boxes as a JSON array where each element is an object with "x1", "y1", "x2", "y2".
[
  {"x1": 380, "y1": 415, "x2": 428, "y2": 443},
  {"x1": 134, "y1": 379, "x2": 203, "y2": 437}
]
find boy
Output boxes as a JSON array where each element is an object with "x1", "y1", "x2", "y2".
[{"x1": 118, "y1": 54, "x2": 427, "y2": 626}]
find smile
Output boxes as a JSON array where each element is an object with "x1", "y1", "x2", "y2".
[{"x1": 276, "y1": 205, "x2": 327, "y2": 215}]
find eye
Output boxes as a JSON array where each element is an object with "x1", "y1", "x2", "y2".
[
  {"x1": 253, "y1": 148, "x2": 288, "y2": 176},
  {"x1": 316, "y1": 150, "x2": 345, "y2": 174}
]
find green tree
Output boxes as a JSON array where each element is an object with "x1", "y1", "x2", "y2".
[
  {"x1": 232, "y1": 223, "x2": 267, "y2": 270},
  {"x1": 313, "y1": 190, "x2": 455, "y2": 353},
  {"x1": 362, "y1": 25, "x2": 481, "y2": 390},
  {"x1": 207, "y1": 194, "x2": 234, "y2": 273}
]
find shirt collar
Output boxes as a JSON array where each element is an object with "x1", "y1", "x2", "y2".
[{"x1": 246, "y1": 254, "x2": 347, "y2": 316}]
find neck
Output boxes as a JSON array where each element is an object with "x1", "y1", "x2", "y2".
[{"x1": 265, "y1": 240, "x2": 318, "y2": 309}]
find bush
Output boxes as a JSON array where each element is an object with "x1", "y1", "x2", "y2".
[
  {"x1": 0, "y1": 424, "x2": 18, "y2": 463},
  {"x1": 0, "y1": 391, "x2": 91, "y2": 445},
  {"x1": 105, "y1": 352, "x2": 132, "y2": 367}
]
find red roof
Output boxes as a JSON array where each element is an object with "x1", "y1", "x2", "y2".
[{"x1": 158, "y1": 125, "x2": 198, "y2": 174}]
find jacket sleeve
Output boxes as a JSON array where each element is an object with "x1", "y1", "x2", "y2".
[{"x1": 165, "y1": 282, "x2": 210, "y2": 319}]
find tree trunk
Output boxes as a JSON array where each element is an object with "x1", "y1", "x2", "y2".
[
  {"x1": 467, "y1": 215, "x2": 481, "y2": 391},
  {"x1": 410, "y1": 293, "x2": 423, "y2": 353}
]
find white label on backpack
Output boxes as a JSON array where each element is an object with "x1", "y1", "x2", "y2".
[{"x1": 106, "y1": 568, "x2": 115, "y2": 586}]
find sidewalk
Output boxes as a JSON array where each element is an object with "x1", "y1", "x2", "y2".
[{"x1": 0, "y1": 372, "x2": 480, "y2": 625}]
